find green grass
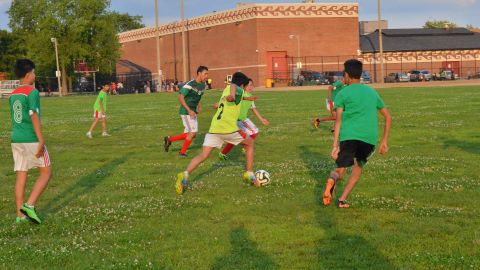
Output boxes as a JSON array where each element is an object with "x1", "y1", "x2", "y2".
[{"x1": 0, "y1": 86, "x2": 479, "y2": 269}]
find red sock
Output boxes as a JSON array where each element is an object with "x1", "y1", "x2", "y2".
[
  {"x1": 250, "y1": 133, "x2": 258, "y2": 140},
  {"x1": 222, "y1": 143, "x2": 235, "y2": 155},
  {"x1": 180, "y1": 139, "x2": 192, "y2": 154},
  {"x1": 170, "y1": 133, "x2": 187, "y2": 142}
]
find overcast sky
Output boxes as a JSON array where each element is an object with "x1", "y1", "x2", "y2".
[{"x1": 0, "y1": 0, "x2": 479, "y2": 30}]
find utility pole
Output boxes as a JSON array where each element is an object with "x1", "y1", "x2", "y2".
[
  {"x1": 181, "y1": 0, "x2": 187, "y2": 82},
  {"x1": 155, "y1": 0, "x2": 162, "y2": 90}
]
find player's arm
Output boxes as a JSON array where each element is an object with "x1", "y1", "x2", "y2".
[
  {"x1": 252, "y1": 108, "x2": 269, "y2": 126},
  {"x1": 213, "y1": 102, "x2": 219, "y2": 109},
  {"x1": 243, "y1": 96, "x2": 258, "y2": 101},
  {"x1": 226, "y1": 83, "x2": 237, "y2": 102},
  {"x1": 179, "y1": 93, "x2": 196, "y2": 117},
  {"x1": 327, "y1": 85, "x2": 333, "y2": 101},
  {"x1": 331, "y1": 108, "x2": 343, "y2": 160},
  {"x1": 378, "y1": 108, "x2": 391, "y2": 155},
  {"x1": 99, "y1": 100, "x2": 104, "y2": 113},
  {"x1": 31, "y1": 113, "x2": 45, "y2": 158}
]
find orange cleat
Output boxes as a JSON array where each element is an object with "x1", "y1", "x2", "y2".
[{"x1": 322, "y1": 179, "x2": 336, "y2": 206}]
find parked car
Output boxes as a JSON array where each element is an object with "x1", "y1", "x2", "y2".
[
  {"x1": 408, "y1": 70, "x2": 425, "y2": 82},
  {"x1": 299, "y1": 70, "x2": 329, "y2": 85},
  {"x1": 396, "y1": 72, "x2": 410, "y2": 82},
  {"x1": 384, "y1": 73, "x2": 396, "y2": 83},
  {"x1": 437, "y1": 69, "x2": 456, "y2": 80},
  {"x1": 420, "y1": 70, "x2": 432, "y2": 81},
  {"x1": 360, "y1": 71, "x2": 372, "y2": 84},
  {"x1": 325, "y1": 71, "x2": 344, "y2": 84}
]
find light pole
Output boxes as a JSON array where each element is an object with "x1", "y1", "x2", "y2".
[
  {"x1": 289, "y1": 34, "x2": 301, "y2": 68},
  {"x1": 378, "y1": 0, "x2": 385, "y2": 83},
  {"x1": 181, "y1": 0, "x2": 187, "y2": 82},
  {"x1": 155, "y1": 0, "x2": 163, "y2": 90},
  {"x1": 50, "y1": 37, "x2": 62, "y2": 96}
]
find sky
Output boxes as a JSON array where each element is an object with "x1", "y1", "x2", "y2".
[{"x1": 0, "y1": 0, "x2": 479, "y2": 30}]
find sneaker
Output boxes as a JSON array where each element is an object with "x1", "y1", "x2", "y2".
[
  {"x1": 337, "y1": 200, "x2": 350, "y2": 208},
  {"x1": 218, "y1": 152, "x2": 228, "y2": 161},
  {"x1": 314, "y1": 118, "x2": 321, "y2": 129},
  {"x1": 86, "y1": 132, "x2": 92, "y2": 139},
  {"x1": 243, "y1": 172, "x2": 261, "y2": 187},
  {"x1": 175, "y1": 172, "x2": 188, "y2": 194},
  {"x1": 322, "y1": 179, "x2": 336, "y2": 206},
  {"x1": 179, "y1": 153, "x2": 188, "y2": 158},
  {"x1": 102, "y1": 132, "x2": 111, "y2": 137},
  {"x1": 20, "y1": 203, "x2": 41, "y2": 224},
  {"x1": 164, "y1": 136, "x2": 172, "y2": 152},
  {"x1": 15, "y1": 216, "x2": 28, "y2": 224}
]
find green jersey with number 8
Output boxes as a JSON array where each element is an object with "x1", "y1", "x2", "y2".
[{"x1": 209, "y1": 85, "x2": 244, "y2": 134}]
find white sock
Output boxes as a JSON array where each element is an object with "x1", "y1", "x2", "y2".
[{"x1": 184, "y1": 171, "x2": 189, "y2": 180}]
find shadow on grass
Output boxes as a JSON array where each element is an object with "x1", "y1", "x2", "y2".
[
  {"x1": 42, "y1": 155, "x2": 129, "y2": 215},
  {"x1": 443, "y1": 139, "x2": 480, "y2": 155},
  {"x1": 298, "y1": 145, "x2": 398, "y2": 269},
  {"x1": 211, "y1": 227, "x2": 279, "y2": 270}
]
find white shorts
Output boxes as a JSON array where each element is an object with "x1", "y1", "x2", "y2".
[
  {"x1": 181, "y1": 115, "x2": 198, "y2": 133},
  {"x1": 203, "y1": 132, "x2": 247, "y2": 149},
  {"x1": 94, "y1": 111, "x2": 106, "y2": 119},
  {"x1": 11, "y1": 143, "x2": 51, "y2": 172},
  {"x1": 238, "y1": 118, "x2": 259, "y2": 136}
]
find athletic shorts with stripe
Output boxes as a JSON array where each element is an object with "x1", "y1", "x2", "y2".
[
  {"x1": 181, "y1": 115, "x2": 198, "y2": 133},
  {"x1": 203, "y1": 131, "x2": 247, "y2": 149},
  {"x1": 94, "y1": 111, "x2": 106, "y2": 119},
  {"x1": 237, "y1": 118, "x2": 259, "y2": 137},
  {"x1": 11, "y1": 143, "x2": 51, "y2": 172}
]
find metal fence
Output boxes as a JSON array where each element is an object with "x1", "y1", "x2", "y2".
[{"x1": 272, "y1": 52, "x2": 480, "y2": 85}]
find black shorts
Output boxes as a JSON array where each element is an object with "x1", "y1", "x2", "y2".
[{"x1": 336, "y1": 140, "x2": 375, "y2": 168}]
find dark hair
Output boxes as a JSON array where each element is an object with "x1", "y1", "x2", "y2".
[
  {"x1": 248, "y1": 78, "x2": 254, "y2": 84},
  {"x1": 231, "y1": 72, "x2": 249, "y2": 87},
  {"x1": 197, "y1": 66, "x2": 208, "y2": 74},
  {"x1": 344, "y1": 59, "x2": 362, "y2": 79},
  {"x1": 14, "y1": 59, "x2": 35, "y2": 78}
]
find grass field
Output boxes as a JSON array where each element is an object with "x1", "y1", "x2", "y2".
[{"x1": 0, "y1": 85, "x2": 479, "y2": 269}]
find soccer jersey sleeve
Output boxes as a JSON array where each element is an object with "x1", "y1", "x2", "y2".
[
  {"x1": 333, "y1": 92, "x2": 345, "y2": 110},
  {"x1": 28, "y1": 89, "x2": 40, "y2": 115},
  {"x1": 180, "y1": 85, "x2": 192, "y2": 96},
  {"x1": 376, "y1": 93, "x2": 385, "y2": 109}
]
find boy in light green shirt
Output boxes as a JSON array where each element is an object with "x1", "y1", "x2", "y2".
[{"x1": 87, "y1": 84, "x2": 110, "y2": 138}]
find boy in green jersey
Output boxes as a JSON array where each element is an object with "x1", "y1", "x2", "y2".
[
  {"x1": 164, "y1": 66, "x2": 208, "y2": 156},
  {"x1": 323, "y1": 59, "x2": 392, "y2": 208},
  {"x1": 175, "y1": 72, "x2": 260, "y2": 194},
  {"x1": 9, "y1": 59, "x2": 52, "y2": 224},
  {"x1": 86, "y1": 83, "x2": 110, "y2": 138},
  {"x1": 314, "y1": 79, "x2": 346, "y2": 129},
  {"x1": 219, "y1": 78, "x2": 269, "y2": 160}
]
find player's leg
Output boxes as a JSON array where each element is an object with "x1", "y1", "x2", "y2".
[
  {"x1": 179, "y1": 131, "x2": 196, "y2": 156},
  {"x1": 101, "y1": 114, "x2": 109, "y2": 136},
  {"x1": 15, "y1": 171, "x2": 28, "y2": 218},
  {"x1": 239, "y1": 135, "x2": 258, "y2": 186},
  {"x1": 323, "y1": 141, "x2": 355, "y2": 206},
  {"x1": 87, "y1": 112, "x2": 100, "y2": 137}
]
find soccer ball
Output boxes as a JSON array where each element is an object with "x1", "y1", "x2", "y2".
[{"x1": 255, "y1": 170, "x2": 271, "y2": 186}]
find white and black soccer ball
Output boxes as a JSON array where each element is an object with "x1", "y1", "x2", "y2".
[{"x1": 255, "y1": 170, "x2": 271, "y2": 186}]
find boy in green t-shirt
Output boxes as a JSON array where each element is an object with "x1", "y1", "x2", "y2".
[
  {"x1": 314, "y1": 79, "x2": 345, "y2": 130},
  {"x1": 86, "y1": 83, "x2": 110, "y2": 138},
  {"x1": 218, "y1": 78, "x2": 269, "y2": 160},
  {"x1": 164, "y1": 66, "x2": 208, "y2": 156},
  {"x1": 323, "y1": 59, "x2": 392, "y2": 208},
  {"x1": 9, "y1": 59, "x2": 52, "y2": 224},
  {"x1": 175, "y1": 72, "x2": 261, "y2": 195}
]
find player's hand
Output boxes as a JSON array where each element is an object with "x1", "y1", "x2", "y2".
[
  {"x1": 188, "y1": 110, "x2": 197, "y2": 118},
  {"x1": 261, "y1": 119, "x2": 270, "y2": 126},
  {"x1": 35, "y1": 142, "x2": 45, "y2": 158},
  {"x1": 213, "y1": 103, "x2": 219, "y2": 109},
  {"x1": 331, "y1": 146, "x2": 339, "y2": 160},
  {"x1": 251, "y1": 96, "x2": 259, "y2": 101},
  {"x1": 379, "y1": 141, "x2": 389, "y2": 155}
]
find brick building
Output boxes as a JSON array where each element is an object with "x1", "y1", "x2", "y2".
[{"x1": 117, "y1": 2, "x2": 359, "y2": 87}]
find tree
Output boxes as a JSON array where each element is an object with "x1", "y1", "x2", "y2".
[
  {"x1": 8, "y1": 0, "x2": 121, "y2": 94},
  {"x1": 0, "y1": 30, "x2": 25, "y2": 77},
  {"x1": 110, "y1": 12, "x2": 145, "y2": 33},
  {"x1": 423, "y1": 20, "x2": 458, "y2": 29}
]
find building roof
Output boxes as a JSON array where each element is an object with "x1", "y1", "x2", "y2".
[
  {"x1": 360, "y1": 28, "x2": 480, "y2": 53},
  {"x1": 118, "y1": 3, "x2": 358, "y2": 43}
]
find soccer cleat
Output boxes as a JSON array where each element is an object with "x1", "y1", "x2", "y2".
[
  {"x1": 20, "y1": 203, "x2": 41, "y2": 224},
  {"x1": 218, "y1": 153, "x2": 228, "y2": 161},
  {"x1": 175, "y1": 172, "x2": 188, "y2": 194},
  {"x1": 15, "y1": 216, "x2": 28, "y2": 224},
  {"x1": 86, "y1": 132, "x2": 93, "y2": 139},
  {"x1": 164, "y1": 136, "x2": 172, "y2": 152},
  {"x1": 337, "y1": 200, "x2": 350, "y2": 208},
  {"x1": 102, "y1": 132, "x2": 111, "y2": 137},
  {"x1": 314, "y1": 118, "x2": 321, "y2": 129},
  {"x1": 322, "y1": 179, "x2": 336, "y2": 206},
  {"x1": 179, "y1": 153, "x2": 188, "y2": 158},
  {"x1": 243, "y1": 172, "x2": 261, "y2": 187}
]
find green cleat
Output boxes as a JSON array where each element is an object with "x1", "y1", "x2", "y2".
[
  {"x1": 175, "y1": 172, "x2": 188, "y2": 195},
  {"x1": 20, "y1": 203, "x2": 41, "y2": 224},
  {"x1": 218, "y1": 152, "x2": 228, "y2": 161},
  {"x1": 15, "y1": 216, "x2": 29, "y2": 224}
]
